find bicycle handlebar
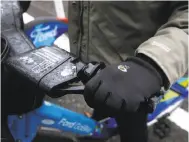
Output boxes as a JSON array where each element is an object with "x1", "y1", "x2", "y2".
[
  {"x1": 5, "y1": 45, "x2": 158, "y2": 112},
  {"x1": 5, "y1": 45, "x2": 105, "y2": 98}
]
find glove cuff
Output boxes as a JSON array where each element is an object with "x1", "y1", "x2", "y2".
[{"x1": 126, "y1": 55, "x2": 164, "y2": 88}]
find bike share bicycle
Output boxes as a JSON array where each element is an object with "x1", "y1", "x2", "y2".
[
  {"x1": 23, "y1": 16, "x2": 189, "y2": 141},
  {"x1": 1, "y1": 1, "x2": 188, "y2": 142}
]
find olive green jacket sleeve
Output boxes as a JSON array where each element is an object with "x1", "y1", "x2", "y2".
[{"x1": 136, "y1": 2, "x2": 188, "y2": 89}]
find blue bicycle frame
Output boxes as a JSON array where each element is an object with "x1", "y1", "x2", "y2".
[{"x1": 8, "y1": 77, "x2": 188, "y2": 142}]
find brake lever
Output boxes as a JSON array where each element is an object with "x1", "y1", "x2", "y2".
[
  {"x1": 52, "y1": 85, "x2": 85, "y2": 97},
  {"x1": 59, "y1": 85, "x2": 85, "y2": 94}
]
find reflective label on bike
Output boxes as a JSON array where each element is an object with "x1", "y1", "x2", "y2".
[
  {"x1": 177, "y1": 77, "x2": 188, "y2": 88},
  {"x1": 31, "y1": 48, "x2": 63, "y2": 74},
  {"x1": 160, "y1": 90, "x2": 179, "y2": 103},
  {"x1": 25, "y1": 21, "x2": 68, "y2": 48},
  {"x1": 19, "y1": 47, "x2": 68, "y2": 75}
]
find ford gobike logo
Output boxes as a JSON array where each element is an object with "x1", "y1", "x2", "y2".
[{"x1": 26, "y1": 22, "x2": 68, "y2": 48}]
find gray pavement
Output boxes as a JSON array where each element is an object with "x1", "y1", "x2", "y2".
[{"x1": 26, "y1": 1, "x2": 188, "y2": 142}]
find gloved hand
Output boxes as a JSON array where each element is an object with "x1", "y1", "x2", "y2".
[{"x1": 84, "y1": 56, "x2": 163, "y2": 116}]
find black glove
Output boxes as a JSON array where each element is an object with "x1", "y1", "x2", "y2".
[{"x1": 84, "y1": 56, "x2": 163, "y2": 116}]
